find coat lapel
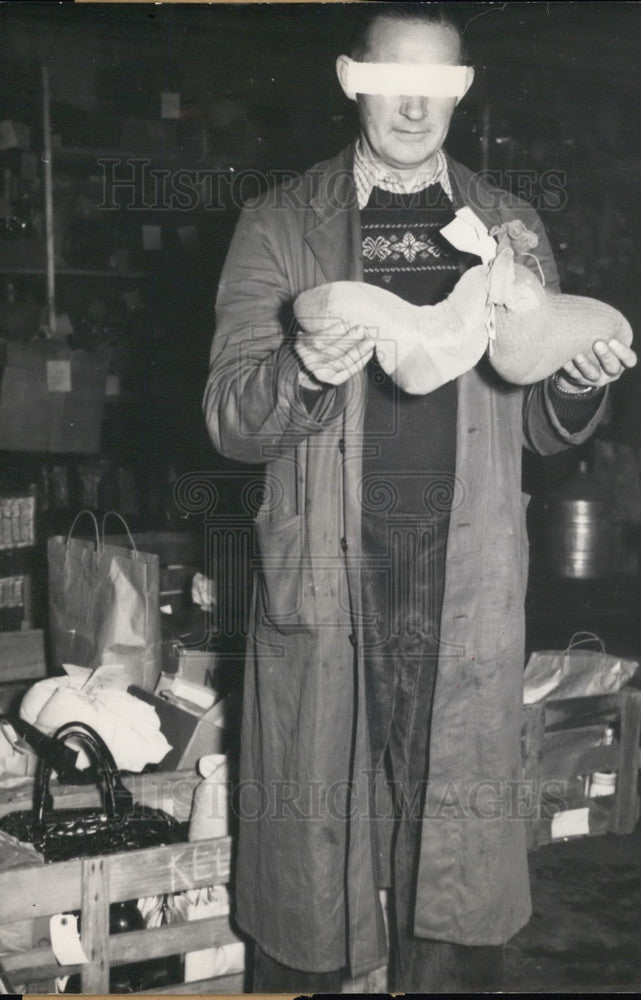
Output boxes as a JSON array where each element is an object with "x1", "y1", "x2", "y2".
[
  {"x1": 446, "y1": 152, "x2": 503, "y2": 231},
  {"x1": 305, "y1": 144, "x2": 364, "y2": 283}
]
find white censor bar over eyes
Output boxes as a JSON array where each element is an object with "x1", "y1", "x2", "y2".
[{"x1": 345, "y1": 59, "x2": 472, "y2": 99}]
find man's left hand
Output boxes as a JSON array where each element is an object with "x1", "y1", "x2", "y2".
[{"x1": 558, "y1": 337, "x2": 637, "y2": 389}]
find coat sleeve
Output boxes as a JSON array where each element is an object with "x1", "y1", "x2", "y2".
[
  {"x1": 504, "y1": 197, "x2": 608, "y2": 454},
  {"x1": 203, "y1": 201, "x2": 346, "y2": 464}
]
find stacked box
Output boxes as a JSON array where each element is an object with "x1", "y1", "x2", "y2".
[{"x1": 0, "y1": 340, "x2": 110, "y2": 454}]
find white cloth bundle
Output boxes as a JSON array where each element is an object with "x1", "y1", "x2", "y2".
[{"x1": 19, "y1": 665, "x2": 171, "y2": 772}]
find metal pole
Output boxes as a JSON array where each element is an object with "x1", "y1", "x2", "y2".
[{"x1": 41, "y1": 64, "x2": 55, "y2": 337}]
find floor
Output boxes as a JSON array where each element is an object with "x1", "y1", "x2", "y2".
[
  {"x1": 504, "y1": 824, "x2": 641, "y2": 993},
  {"x1": 344, "y1": 823, "x2": 641, "y2": 995}
]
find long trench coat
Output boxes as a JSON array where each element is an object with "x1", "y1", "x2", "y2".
[{"x1": 203, "y1": 143, "x2": 606, "y2": 975}]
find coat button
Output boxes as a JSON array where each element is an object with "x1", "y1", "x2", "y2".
[
  {"x1": 338, "y1": 438, "x2": 345, "y2": 454},
  {"x1": 340, "y1": 536, "x2": 348, "y2": 552},
  {"x1": 348, "y1": 633, "x2": 357, "y2": 647}
]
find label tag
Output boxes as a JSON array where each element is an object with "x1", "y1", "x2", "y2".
[
  {"x1": 50, "y1": 913, "x2": 89, "y2": 965},
  {"x1": 161, "y1": 92, "x2": 181, "y2": 119},
  {"x1": 551, "y1": 807, "x2": 590, "y2": 839},
  {"x1": 105, "y1": 374, "x2": 120, "y2": 397},
  {"x1": 47, "y1": 360, "x2": 72, "y2": 393}
]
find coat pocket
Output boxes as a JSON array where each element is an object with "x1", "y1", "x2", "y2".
[{"x1": 254, "y1": 513, "x2": 316, "y2": 633}]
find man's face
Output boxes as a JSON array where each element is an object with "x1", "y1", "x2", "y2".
[{"x1": 355, "y1": 18, "x2": 462, "y2": 172}]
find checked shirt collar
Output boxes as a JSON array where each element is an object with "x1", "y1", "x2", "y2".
[{"x1": 353, "y1": 136, "x2": 453, "y2": 209}]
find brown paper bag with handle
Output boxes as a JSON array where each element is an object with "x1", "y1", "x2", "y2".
[{"x1": 48, "y1": 510, "x2": 161, "y2": 690}]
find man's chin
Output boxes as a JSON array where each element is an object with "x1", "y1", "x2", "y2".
[{"x1": 386, "y1": 149, "x2": 439, "y2": 170}]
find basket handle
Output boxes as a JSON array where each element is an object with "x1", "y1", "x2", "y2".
[
  {"x1": 566, "y1": 631, "x2": 606, "y2": 656},
  {"x1": 33, "y1": 721, "x2": 134, "y2": 828},
  {"x1": 65, "y1": 509, "x2": 100, "y2": 549},
  {"x1": 101, "y1": 510, "x2": 139, "y2": 557}
]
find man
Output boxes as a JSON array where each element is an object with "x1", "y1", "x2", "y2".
[{"x1": 204, "y1": 5, "x2": 635, "y2": 992}]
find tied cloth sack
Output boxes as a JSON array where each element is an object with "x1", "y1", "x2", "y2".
[
  {"x1": 293, "y1": 210, "x2": 633, "y2": 394},
  {"x1": 48, "y1": 510, "x2": 161, "y2": 691}
]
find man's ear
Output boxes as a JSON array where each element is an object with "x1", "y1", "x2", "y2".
[
  {"x1": 336, "y1": 55, "x2": 357, "y2": 101},
  {"x1": 455, "y1": 65, "x2": 475, "y2": 105}
]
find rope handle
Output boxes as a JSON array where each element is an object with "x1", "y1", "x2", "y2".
[
  {"x1": 101, "y1": 510, "x2": 139, "y2": 558},
  {"x1": 521, "y1": 251, "x2": 546, "y2": 287},
  {"x1": 566, "y1": 631, "x2": 606, "y2": 656},
  {"x1": 65, "y1": 509, "x2": 100, "y2": 549}
]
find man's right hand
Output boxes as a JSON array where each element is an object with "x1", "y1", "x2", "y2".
[{"x1": 295, "y1": 321, "x2": 375, "y2": 386}]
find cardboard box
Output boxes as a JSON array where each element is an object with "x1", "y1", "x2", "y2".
[
  {"x1": 0, "y1": 119, "x2": 31, "y2": 150},
  {"x1": 162, "y1": 640, "x2": 219, "y2": 687},
  {"x1": 0, "y1": 341, "x2": 110, "y2": 454},
  {"x1": 0, "y1": 629, "x2": 46, "y2": 683},
  {"x1": 129, "y1": 682, "x2": 226, "y2": 770}
]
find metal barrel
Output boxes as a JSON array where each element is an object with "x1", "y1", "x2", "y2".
[{"x1": 546, "y1": 497, "x2": 614, "y2": 579}]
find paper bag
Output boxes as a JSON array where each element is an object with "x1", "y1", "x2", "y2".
[
  {"x1": 48, "y1": 510, "x2": 161, "y2": 690},
  {"x1": 523, "y1": 631, "x2": 638, "y2": 704}
]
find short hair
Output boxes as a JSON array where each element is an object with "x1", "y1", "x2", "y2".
[{"x1": 348, "y1": 3, "x2": 471, "y2": 65}]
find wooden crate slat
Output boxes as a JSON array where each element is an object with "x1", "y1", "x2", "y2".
[
  {"x1": 613, "y1": 689, "x2": 641, "y2": 833},
  {"x1": 0, "y1": 857, "x2": 82, "y2": 923},
  {"x1": 1, "y1": 915, "x2": 240, "y2": 979},
  {"x1": 0, "y1": 837, "x2": 231, "y2": 924},
  {"x1": 0, "y1": 909, "x2": 239, "y2": 988},
  {"x1": 0, "y1": 952, "x2": 81, "y2": 980},
  {"x1": 107, "y1": 838, "x2": 231, "y2": 902},
  {"x1": 80, "y1": 857, "x2": 110, "y2": 994},
  {"x1": 1, "y1": 955, "x2": 78, "y2": 981},
  {"x1": 138, "y1": 970, "x2": 245, "y2": 994},
  {"x1": 109, "y1": 913, "x2": 240, "y2": 964},
  {"x1": 543, "y1": 692, "x2": 625, "y2": 729},
  {"x1": 540, "y1": 743, "x2": 619, "y2": 780}
]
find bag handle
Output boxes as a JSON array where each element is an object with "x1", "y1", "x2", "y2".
[
  {"x1": 33, "y1": 721, "x2": 134, "y2": 828},
  {"x1": 566, "y1": 631, "x2": 606, "y2": 656},
  {"x1": 101, "y1": 510, "x2": 139, "y2": 558},
  {"x1": 66, "y1": 509, "x2": 100, "y2": 549}
]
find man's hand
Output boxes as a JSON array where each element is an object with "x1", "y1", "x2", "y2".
[
  {"x1": 295, "y1": 321, "x2": 375, "y2": 386},
  {"x1": 558, "y1": 337, "x2": 637, "y2": 389}
]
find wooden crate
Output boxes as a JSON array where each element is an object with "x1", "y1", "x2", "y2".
[
  {"x1": 521, "y1": 689, "x2": 641, "y2": 850},
  {"x1": 0, "y1": 769, "x2": 244, "y2": 994}
]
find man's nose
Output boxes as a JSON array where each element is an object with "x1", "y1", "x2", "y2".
[{"x1": 399, "y1": 95, "x2": 428, "y2": 119}]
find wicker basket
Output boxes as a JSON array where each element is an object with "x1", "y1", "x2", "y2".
[{"x1": 0, "y1": 495, "x2": 35, "y2": 550}]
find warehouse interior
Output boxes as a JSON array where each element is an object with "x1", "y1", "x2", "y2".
[{"x1": 1, "y1": 2, "x2": 641, "y2": 993}]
